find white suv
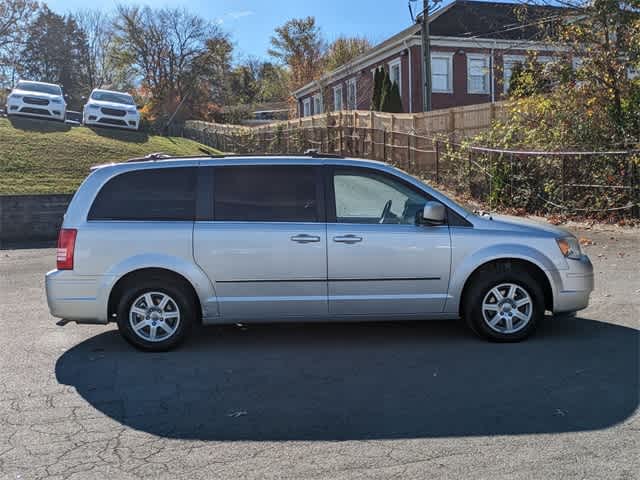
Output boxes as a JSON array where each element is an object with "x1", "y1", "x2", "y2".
[
  {"x1": 83, "y1": 89, "x2": 140, "y2": 130},
  {"x1": 5, "y1": 80, "x2": 66, "y2": 121}
]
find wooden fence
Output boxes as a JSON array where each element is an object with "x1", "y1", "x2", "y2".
[{"x1": 181, "y1": 101, "x2": 507, "y2": 144}]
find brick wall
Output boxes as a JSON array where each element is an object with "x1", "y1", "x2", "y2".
[
  {"x1": 297, "y1": 45, "x2": 560, "y2": 116},
  {"x1": 0, "y1": 194, "x2": 72, "y2": 244}
]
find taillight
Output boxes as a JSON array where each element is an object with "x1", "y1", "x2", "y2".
[{"x1": 56, "y1": 228, "x2": 77, "y2": 270}]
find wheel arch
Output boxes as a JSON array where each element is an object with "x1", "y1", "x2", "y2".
[
  {"x1": 95, "y1": 253, "x2": 218, "y2": 323},
  {"x1": 458, "y1": 258, "x2": 554, "y2": 316},
  {"x1": 107, "y1": 267, "x2": 203, "y2": 323}
]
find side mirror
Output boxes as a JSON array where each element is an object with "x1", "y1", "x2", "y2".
[
  {"x1": 420, "y1": 201, "x2": 446, "y2": 225},
  {"x1": 80, "y1": 95, "x2": 87, "y2": 101},
  {"x1": 5, "y1": 87, "x2": 11, "y2": 93},
  {"x1": 136, "y1": 105, "x2": 142, "y2": 110}
]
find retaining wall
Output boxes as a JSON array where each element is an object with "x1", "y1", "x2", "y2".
[{"x1": 0, "y1": 194, "x2": 73, "y2": 244}]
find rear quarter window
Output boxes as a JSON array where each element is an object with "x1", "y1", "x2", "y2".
[{"x1": 88, "y1": 167, "x2": 196, "y2": 221}]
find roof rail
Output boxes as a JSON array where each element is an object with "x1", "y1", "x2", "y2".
[
  {"x1": 126, "y1": 152, "x2": 173, "y2": 163},
  {"x1": 304, "y1": 148, "x2": 343, "y2": 158},
  {"x1": 121, "y1": 149, "x2": 345, "y2": 164}
]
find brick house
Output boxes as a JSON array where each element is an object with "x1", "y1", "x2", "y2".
[{"x1": 293, "y1": 0, "x2": 573, "y2": 117}]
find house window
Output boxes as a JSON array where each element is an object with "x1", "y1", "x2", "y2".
[
  {"x1": 467, "y1": 54, "x2": 491, "y2": 94},
  {"x1": 431, "y1": 53, "x2": 453, "y2": 93},
  {"x1": 313, "y1": 93, "x2": 323, "y2": 115},
  {"x1": 628, "y1": 66, "x2": 638, "y2": 79},
  {"x1": 572, "y1": 56, "x2": 583, "y2": 71},
  {"x1": 503, "y1": 55, "x2": 525, "y2": 93},
  {"x1": 333, "y1": 85, "x2": 343, "y2": 111},
  {"x1": 302, "y1": 98, "x2": 311, "y2": 117},
  {"x1": 388, "y1": 59, "x2": 402, "y2": 94},
  {"x1": 346, "y1": 78, "x2": 357, "y2": 110}
]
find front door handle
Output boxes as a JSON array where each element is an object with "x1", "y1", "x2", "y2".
[
  {"x1": 333, "y1": 234, "x2": 363, "y2": 244},
  {"x1": 291, "y1": 234, "x2": 321, "y2": 244}
]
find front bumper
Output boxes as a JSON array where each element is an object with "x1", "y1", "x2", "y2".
[
  {"x1": 7, "y1": 101, "x2": 65, "y2": 120},
  {"x1": 553, "y1": 254, "x2": 594, "y2": 313},
  {"x1": 45, "y1": 270, "x2": 111, "y2": 324},
  {"x1": 84, "y1": 109, "x2": 139, "y2": 130}
]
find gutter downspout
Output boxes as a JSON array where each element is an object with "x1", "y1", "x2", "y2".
[{"x1": 403, "y1": 40, "x2": 413, "y2": 113}]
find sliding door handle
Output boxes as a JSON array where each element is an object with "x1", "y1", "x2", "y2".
[
  {"x1": 291, "y1": 234, "x2": 321, "y2": 243},
  {"x1": 333, "y1": 234, "x2": 363, "y2": 244}
]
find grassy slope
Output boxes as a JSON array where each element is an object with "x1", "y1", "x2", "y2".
[{"x1": 0, "y1": 116, "x2": 218, "y2": 194}]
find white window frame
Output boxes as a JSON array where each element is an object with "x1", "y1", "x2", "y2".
[
  {"x1": 333, "y1": 85, "x2": 343, "y2": 111},
  {"x1": 503, "y1": 54, "x2": 526, "y2": 93},
  {"x1": 627, "y1": 66, "x2": 638, "y2": 80},
  {"x1": 430, "y1": 52, "x2": 454, "y2": 94},
  {"x1": 312, "y1": 93, "x2": 323, "y2": 115},
  {"x1": 388, "y1": 58, "x2": 402, "y2": 94},
  {"x1": 346, "y1": 77, "x2": 357, "y2": 110},
  {"x1": 302, "y1": 98, "x2": 311, "y2": 117},
  {"x1": 467, "y1": 53, "x2": 491, "y2": 95}
]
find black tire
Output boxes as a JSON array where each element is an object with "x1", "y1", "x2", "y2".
[
  {"x1": 463, "y1": 264, "x2": 544, "y2": 342},
  {"x1": 116, "y1": 276, "x2": 196, "y2": 351}
]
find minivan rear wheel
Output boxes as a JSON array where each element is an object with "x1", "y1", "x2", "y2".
[
  {"x1": 116, "y1": 278, "x2": 194, "y2": 351},
  {"x1": 464, "y1": 265, "x2": 543, "y2": 342}
]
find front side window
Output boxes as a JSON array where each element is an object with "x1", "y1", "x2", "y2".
[
  {"x1": 88, "y1": 167, "x2": 196, "y2": 221},
  {"x1": 214, "y1": 165, "x2": 319, "y2": 222},
  {"x1": 468, "y1": 54, "x2": 490, "y2": 94},
  {"x1": 333, "y1": 169, "x2": 430, "y2": 224}
]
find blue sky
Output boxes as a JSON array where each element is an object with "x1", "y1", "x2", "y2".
[{"x1": 46, "y1": 0, "x2": 428, "y2": 63}]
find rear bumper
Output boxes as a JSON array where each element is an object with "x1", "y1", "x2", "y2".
[
  {"x1": 45, "y1": 270, "x2": 110, "y2": 324},
  {"x1": 553, "y1": 255, "x2": 594, "y2": 313}
]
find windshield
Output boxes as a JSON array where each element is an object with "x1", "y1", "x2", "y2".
[
  {"x1": 16, "y1": 81, "x2": 62, "y2": 95},
  {"x1": 91, "y1": 91, "x2": 135, "y2": 105}
]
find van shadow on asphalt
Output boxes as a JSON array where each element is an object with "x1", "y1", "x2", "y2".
[{"x1": 55, "y1": 316, "x2": 638, "y2": 441}]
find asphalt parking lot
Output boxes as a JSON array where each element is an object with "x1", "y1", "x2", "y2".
[{"x1": 0, "y1": 226, "x2": 638, "y2": 480}]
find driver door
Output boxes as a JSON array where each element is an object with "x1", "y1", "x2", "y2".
[{"x1": 326, "y1": 166, "x2": 451, "y2": 316}]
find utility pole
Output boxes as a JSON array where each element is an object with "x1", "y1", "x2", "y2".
[{"x1": 420, "y1": 0, "x2": 432, "y2": 112}]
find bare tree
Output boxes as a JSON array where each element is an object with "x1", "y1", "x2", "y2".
[
  {"x1": 113, "y1": 5, "x2": 231, "y2": 118},
  {"x1": 0, "y1": 0, "x2": 37, "y2": 87},
  {"x1": 73, "y1": 9, "x2": 116, "y2": 90}
]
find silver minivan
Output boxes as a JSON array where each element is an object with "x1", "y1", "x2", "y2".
[{"x1": 46, "y1": 154, "x2": 594, "y2": 351}]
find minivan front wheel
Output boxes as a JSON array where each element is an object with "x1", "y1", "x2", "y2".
[
  {"x1": 464, "y1": 266, "x2": 543, "y2": 342},
  {"x1": 116, "y1": 279, "x2": 194, "y2": 351}
]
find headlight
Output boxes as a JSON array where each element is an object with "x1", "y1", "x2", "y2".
[
  {"x1": 9, "y1": 94, "x2": 22, "y2": 100},
  {"x1": 88, "y1": 104, "x2": 99, "y2": 109},
  {"x1": 127, "y1": 107, "x2": 137, "y2": 113},
  {"x1": 51, "y1": 98, "x2": 63, "y2": 104},
  {"x1": 556, "y1": 236, "x2": 582, "y2": 260}
]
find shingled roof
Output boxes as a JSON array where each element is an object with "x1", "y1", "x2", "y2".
[{"x1": 428, "y1": 0, "x2": 565, "y2": 41}]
